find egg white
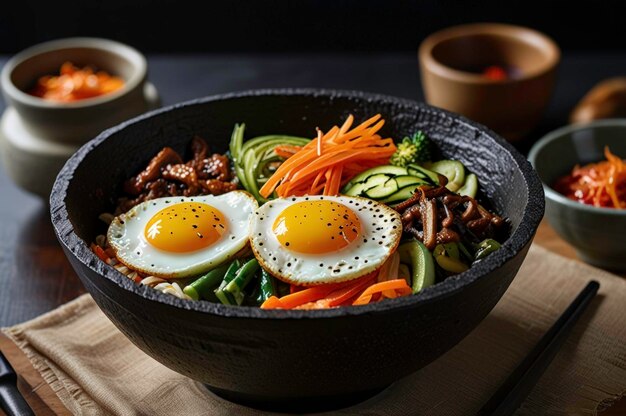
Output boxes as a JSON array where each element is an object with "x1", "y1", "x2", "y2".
[
  {"x1": 249, "y1": 195, "x2": 402, "y2": 285},
  {"x1": 107, "y1": 191, "x2": 258, "y2": 278}
]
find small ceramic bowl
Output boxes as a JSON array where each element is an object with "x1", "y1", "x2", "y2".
[
  {"x1": 419, "y1": 23, "x2": 560, "y2": 141},
  {"x1": 0, "y1": 38, "x2": 159, "y2": 197},
  {"x1": 1, "y1": 37, "x2": 153, "y2": 144},
  {"x1": 529, "y1": 119, "x2": 626, "y2": 271}
]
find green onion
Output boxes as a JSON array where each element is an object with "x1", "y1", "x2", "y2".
[
  {"x1": 183, "y1": 262, "x2": 230, "y2": 301},
  {"x1": 255, "y1": 269, "x2": 277, "y2": 304},
  {"x1": 224, "y1": 259, "x2": 261, "y2": 305},
  {"x1": 214, "y1": 259, "x2": 242, "y2": 305}
]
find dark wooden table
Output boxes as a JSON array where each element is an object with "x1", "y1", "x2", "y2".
[{"x1": 1, "y1": 52, "x2": 625, "y2": 415}]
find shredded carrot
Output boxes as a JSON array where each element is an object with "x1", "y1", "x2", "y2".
[
  {"x1": 323, "y1": 273, "x2": 377, "y2": 306},
  {"x1": 274, "y1": 145, "x2": 303, "y2": 159},
  {"x1": 261, "y1": 273, "x2": 376, "y2": 309},
  {"x1": 260, "y1": 296, "x2": 284, "y2": 309},
  {"x1": 352, "y1": 279, "x2": 412, "y2": 306},
  {"x1": 259, "y1": 114, "x2": 397, "y2": 198},
  {"x1": 91, "y1": 244, "x2": 109, "y2": 263},
  {"x1": 259, "y1": 272, "x2": 414, "y2": 310},
  {"x1": 553, "y1": 146, "x2": 626, "y2": 209},
  {"x1": 263, "y1": 285, "x2": 338, "y2": 309},
  {"x1": 316, "y1": 128, "x2": 323, "y2": 156},
  {"x1": 293, "y1": 299, "x2": 333, "y2": 310}
]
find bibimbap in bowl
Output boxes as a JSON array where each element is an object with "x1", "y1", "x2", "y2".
[{"x1": 50, "y1": 89, "x2": 543, "y2": 409}]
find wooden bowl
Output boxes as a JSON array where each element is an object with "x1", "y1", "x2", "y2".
[{"x1": 419, "y1": 23, "x2": 560, "y2": 141}]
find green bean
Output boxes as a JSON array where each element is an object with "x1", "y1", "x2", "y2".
[
  {"x1": 475, "y1": 239, "x2": 502, "y2": 260},
  {"x1": 224, "y1": 259, "x2": 260, "y2": 305},
  {"x1": 214, "y1": 259, "x2": 242, "y2": 305},
  {"x1": 183, "y1": 262, "x2": 230, "y2": 301}
]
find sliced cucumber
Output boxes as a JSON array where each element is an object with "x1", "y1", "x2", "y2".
[
  {"x1": 344, "y1": 172, "x2": 397, "y2": 196},
  {"x1": 394, "y1": 175, "x2": 427, "y2": 189},
  {"x1": 345, "y1": 174, "x2": 395, "y2": 197},
  {"x1": 364, "y1": 173, "x2": 392, "y2": 187},
  {"x1": 343, "y1": 182, "x2": 368, "y2": 196},
  {"x1": 381, "y1": 185, "x2": 420, "y2": 204},
  {"x1": 406, "y1": 164, "x2": 440, "y2": 185},
  {"x1": 364, "y1": 179, "x2": 399, "y2": 199},
  {"x1": 343, "y1": 165, "x2": 408, "y2": 190},
  {"x1": 424, "y1": 160, "x2": 466, "y2": 192},
  {"x1": 457, "y1": 173, "x2": 478, "y2": 198}
]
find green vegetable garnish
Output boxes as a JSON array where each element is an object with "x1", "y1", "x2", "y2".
[
  {"x1": 390, "y1": 131, "x2": 433, "y2": 167},
  {"x1": 228, "y1": 124, "x2": 309, "y2": 203},
  {"x1": 224, "y1": 258, "x2": 261, "y2": 305},
  {"x1": 255, "y1": 269, "x2": 277, "y2": 304},
  {"x1": 215, "y1": 259, "x2": 243, "y2": 305},
  {"x1": 474, "y1": 239, "x2": 502, "y2": 260},
  {"x1": 433, "y1": 243, "x2": 469, "y2": 274},
  {"x1": 183, "y1": 262, "x2": 231, "y2": 301},
  {"x1": 398, "y1": 239, "x2": 435, "y2": 293}
]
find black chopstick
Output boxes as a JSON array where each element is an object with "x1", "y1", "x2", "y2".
[
  {"x1": 0, "y1": 351, "x2": 35, "y2": 416},
  {"x1": 477, "y1": 280, "x2": 600, "y2": 416}
]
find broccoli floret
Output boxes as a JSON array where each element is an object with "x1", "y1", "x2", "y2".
[{"x1": 390, "y1": 131, "x2": 433, "y2": 167}]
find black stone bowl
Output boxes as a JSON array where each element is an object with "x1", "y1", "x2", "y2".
[{"x1": 50, "y1": 89, "x2": 544, "y2": 411}]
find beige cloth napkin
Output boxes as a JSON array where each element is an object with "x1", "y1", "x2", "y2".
[{"x1": 3, "y1": 245, "x2": 626, "y2": 416}]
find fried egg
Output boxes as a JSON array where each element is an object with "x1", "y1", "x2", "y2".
[
  {"x1": 249, "y1": 195, "x2": 402, "y2": 285},
  {"x1": 107, "y1": 191, "x2": 258, "y2": 278}
]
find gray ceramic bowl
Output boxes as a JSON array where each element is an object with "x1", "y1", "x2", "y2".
[
  {"x1": 0, "y1": 37, "x2": 159, "y2": 198},
  {"x1": 529, "y1": 119, "x2": 626, "y2": 271},
  {"x1": 51, "y1": 89, "x2": 544, "y2": 412},
  {"x1": 1, "y1": 37, "x2": 149, "y2": 144}
]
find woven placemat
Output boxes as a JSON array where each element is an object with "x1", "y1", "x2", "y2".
[{"x1": 3, "y1": 245, "x2": 625, "y2": 415}]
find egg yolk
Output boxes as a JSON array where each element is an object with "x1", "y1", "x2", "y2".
[
  {"x1": 144, "y1": 202, "x2": 228, "y2": 253},
  {"x1": 272, "y1": 200, "x2": 361, "y2": 254}
]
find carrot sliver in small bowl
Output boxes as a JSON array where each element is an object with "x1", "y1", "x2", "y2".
[
  {"x1": 529, "y1": 119, "x2": 626, "y2": 271},
  {"x1": 0, "y1": 37, "x2": 160, "y2": 198}
]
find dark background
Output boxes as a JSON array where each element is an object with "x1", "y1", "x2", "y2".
[{"x1": 1, "y1": 0, "x2": 624, "y2": 54}]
